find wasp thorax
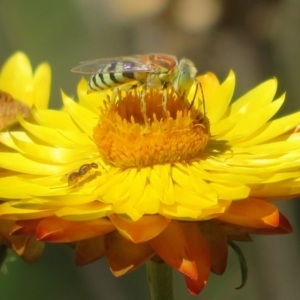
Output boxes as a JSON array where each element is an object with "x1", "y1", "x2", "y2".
[{"x1": 94, "y1": 87, "x2": 209, "y2": 168}]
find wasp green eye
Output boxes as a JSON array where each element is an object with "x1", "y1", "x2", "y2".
[
  {"x1": 175, "y1": 58, "x2": 197, "y2": 94},
  {"x1": 178, "y1": 67, "x2": 193, "y2": 91}
]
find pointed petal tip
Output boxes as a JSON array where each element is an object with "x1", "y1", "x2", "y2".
[
  {"x1": 277, "y1": 212, "x2": 293, "y2": 233},
  {"x1": 185, "y1": 275, "x2": 207, "y2": 295},
  {"x1": 75, "y1": 237, "x2": 105, "y2": 266},
  {"x1": 105, "y1": 231, "x2": 154, "y2": 277},
  {"x1": 109, "y1": 215, "x2": 170, "y2": 243}
]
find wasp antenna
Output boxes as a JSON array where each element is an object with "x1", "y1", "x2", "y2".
[
  {"x1": 198, "y1": 79, "x2": 206, "y2": 116},
  {"x1": 190, "y1": 79, "x2": 206, "y2": 115},
  {"x1": 188, "y1": 82, "x2": 198, "y2": 110}
]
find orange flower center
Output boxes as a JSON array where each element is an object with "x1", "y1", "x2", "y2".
[{"x1": 93, "y1": 88, "x2": 210, "y2": 168}]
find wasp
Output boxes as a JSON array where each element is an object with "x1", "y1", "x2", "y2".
[
  {"x1": 68, "y1": 162, "x2": 98, "y2": 186},
  {"x1": 72, "y1": 54, "x2": 204, "y2": 112}
]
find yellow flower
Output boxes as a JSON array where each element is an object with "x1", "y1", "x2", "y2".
[
  {"x1": 0, "y1": 52, "x2": 51, "y2": 129},
  {"x1": 0, "y1": 63, "x2": 299, "y2": 294},
  {"x1": 0, "y1": 52, "x2": 51, "y2": 262}
]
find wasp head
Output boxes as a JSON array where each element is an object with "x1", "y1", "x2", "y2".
[{"x1": 174, "y1": 58, "x2": 197, "y2": 95}]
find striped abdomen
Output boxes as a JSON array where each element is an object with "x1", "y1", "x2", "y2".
[{"x1": 88, "y1": 61, "x2": 148, "y2": 92}]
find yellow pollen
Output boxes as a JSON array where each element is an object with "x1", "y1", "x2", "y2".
[{"x1": 93, "y1": 88, "x2": 210, "y2": 168}]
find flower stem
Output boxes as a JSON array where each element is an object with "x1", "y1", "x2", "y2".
[
  {"x1": 0, "y1": 244, "x2": 8, "y2": 270},
  {"x1": 146, "y1": 260, "x2": 174, "y2": 300}
]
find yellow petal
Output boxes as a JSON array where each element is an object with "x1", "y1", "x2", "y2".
[
  {"x1": 55, "y1": 202, "x2": 112, "y2": 221},
  {"x1": 223, "y1": 95, "x2": 285, "y2": 140},
  {"x1": 0, "y1": 202, "x2": 54, "y2": 220},
  {"x1": 77, "y1": 78, "x2": 107, "y2": 113},
  {"x1": 197, "y1": 72, "x2": 220, "y2": 99},
  {"x1": 33, "y1": 63, "x2": 51, "y2": 109},
  {"x1": 230, "y1": 79, "x2": 277, "y2": 116},
  {"x1": 206, "y1": 71, "x2": 235, "y2": 123},
  {"x1": 62, "y1": 92, "x2": 98, "y2": 135},
  {"x1": 0, "y1": 52, "x2": 33, "y2": 104}
]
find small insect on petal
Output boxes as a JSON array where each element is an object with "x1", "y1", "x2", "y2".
[{"x1": 68, "y1": 162, "x2": 99, "y2": 186}]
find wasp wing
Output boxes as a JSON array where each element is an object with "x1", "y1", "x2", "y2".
[{"x1": 71, "y1": 56, "x2": 157, "y2": 74}]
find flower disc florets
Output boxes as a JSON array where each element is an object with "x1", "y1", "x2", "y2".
[{"x1": 94, "y1": 88, "x2": 209, "y2": 168}]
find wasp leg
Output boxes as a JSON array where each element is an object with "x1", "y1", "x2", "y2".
[
  {"x1": 188, "y1": 83, "x2": 198, "y2": 110},
  {"x1": 197, "y1": 80, "x2": 206, "y2": 115},
  {"x1": 188, "y1": 80, "x2": 206, "y2": 115},
  {"x1": 111, "y1": 88, "x2": 119, "y2": 104},
  {"x1": 161, "y1": 82, "x2": 169, "y2": 114},
  {"x1": 111, "y1": 82, "x2": 143, "y2": 104}
]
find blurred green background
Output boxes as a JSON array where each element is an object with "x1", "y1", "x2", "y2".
[{"x1": 1, "y1": 0, "x2": 300, "y2": 299}]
